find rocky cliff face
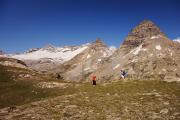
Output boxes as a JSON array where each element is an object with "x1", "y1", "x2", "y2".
[
  {"x1": 0, "y1": 57, "x2": 27, "y2": 69},
  {"x1": 92, "y1": 20, "x2": 180, "y2": 82},
  {"x1": 53, "y1": 38, "x2": 116, "y2": 81},
  {"x1": 121, "y1": 20, "x2": 166, "y2": 49}
]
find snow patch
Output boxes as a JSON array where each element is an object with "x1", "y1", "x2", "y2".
[
  {"x1": 142, "y1": 48, "x2": 147, "y2": 51},
  {"x1": 86, "y1": 54, "x2": 91, "y2": 59},
  {"x1": 151, "y1": 35, "x2": 161, "y2": 39},
  {"x1": 103, "y1": 52, "x2": 108, "y2": 57},
  {"x1": 131, "y1": 59, "x2": 138, "y2": 62},
  {"x1": 173, "y1": 37, "x2": 180, "y2": 43},
  {"x1": 84, "y1": 67, "x2": 90, "y2": 71},
  {"x1": 113, "y1": 64, "x2": 120, "y2": 70},
  {"x1": 109, "y1": 46, "x2": 117, "y2": 52},
  {"x1": 170, "y1": 52, "x2": 173, "y2": 56},
  {"x1": 11, "y1": 45, "x2": 88, "y2": 63},
  {"x1": 129, "y1": 44, "x2": 147, "y2": 55},
  {"x1": 97, "y1": 59, "x2": 101, "y2": 62},
  {"x1": 131, "y1": 44, "x2": 143, "y2": 55},
  {"x1": 102, "y1": 47, "x2": 116, "y2": 58},
  {"x1": 162, "y1": 69, "x2": 166, "y2": 72},
  {"x1": 151, "y1": 36, "x2": 159, "y2": 39},
  {"x1": 155, "y1": 45, "x2": 161, "y2": 50}
]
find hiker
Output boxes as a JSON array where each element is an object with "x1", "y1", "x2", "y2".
[
  {"x1": 92, "y1": 75, "x2": 97, "y2": 85},
  {"x1": 120, "y1": 70, "x2": 127, "y2": 79},
  {"x1": 55, "y1": 73, "x2": 63, "y2": 80},
  {"x1": 55, "y1": 73, "x2": 61, "y2": 79},
  {"x1": 8, "y1": 106, "x2": 16, "y2": 113}
]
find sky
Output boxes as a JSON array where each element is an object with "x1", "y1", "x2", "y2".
[{"x1": 0, "y1": 0, "x2": 180, "y2": 53}]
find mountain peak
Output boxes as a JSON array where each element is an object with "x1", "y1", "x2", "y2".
[
  {"x1": 92, "y1": 38, "x2": 107, "y2": 48},
  {"x1": 26, "y1": 48, "x2": 40, "y2": 53},
  {"x1": 122, "y1": 20, "x2": 166, "y2": 48},
  {"x1": 42, "y1": 44, "x2": 56, "y2": 51},
  {"x1": 43, "y1": 44, "x2": 54, "y2": 48},
  {"x1": 139, "y1": 19, "x2": 154, "y2": 25},
  {"x1": 93, "y1": 38, "x2": 104, "y2": 44}
]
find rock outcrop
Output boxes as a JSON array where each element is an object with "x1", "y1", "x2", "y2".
[
  {"x1": 92, "y1": 20, "x2": 180, "y2": 82},
  {"x1": 0, "y1": 57, "x2": 27, "y2": 69},
  {"x1": 121, "y1": 20, "x2": 166, "y2": 49},
  {"x1": 54, "y1": 38, "x2": 116, "y2": 81}
]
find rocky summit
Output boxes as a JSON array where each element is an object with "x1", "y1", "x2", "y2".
[
  {"x1": 121, "y1": 20, "x2": 166, "y2": 49},
  {"x1": 91, "y1": 20, "x2": 180, "y2": 82},
  {"x1": 53, "y1": 38, "x2": 116, "y2": 81}
]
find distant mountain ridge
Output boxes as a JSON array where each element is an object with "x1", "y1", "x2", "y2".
[
  {"x1": 1, "y1": 20, "x2": 179, "y2": 82},
  {"x1": 55, "y1": 38, "x2": 116, "y2": 81},
  {"x1": 9, "y1": 40, "x2": 116, "y2": 73},
  {"x1": 11, "y1": 43, "x2": 90, "y2": 62}
]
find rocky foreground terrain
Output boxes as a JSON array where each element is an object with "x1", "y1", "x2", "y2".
[
  {"x1": 0, "y1": 58, "x2": 179, "y2": 120},
  {"x1": 0, "y1": 80, "x2": 180, "y2": 120}
]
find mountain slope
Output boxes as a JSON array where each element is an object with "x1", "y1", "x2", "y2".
[
  {"x1": 11, "y1": 44, "x2": 89, "y2": 62},
  {"x1": 0, "y1": 57, "x2": 28, "y2": 69},
  {"x1": 51, "y1": 39, "x2": 116, "y2": 81},
  {"x1": 92, "y1": 20, "x2": 180, "y2": 82},
  {"x1": 9, "y1": 40, "x2": 116, "y2": 75},
  {"x1": 10, "y1": 44, "x2": 90, "y2": 72}
]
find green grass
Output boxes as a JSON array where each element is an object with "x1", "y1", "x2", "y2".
[
  {"x1": 0, "y1": 65, "x2": 180, "y2": 119},
  {"x1": 0, "y1": 65, "x2": 78, "y2": 108},
  {"x1": 51, "y1": 80, "x2": 180, "y2": 119}
]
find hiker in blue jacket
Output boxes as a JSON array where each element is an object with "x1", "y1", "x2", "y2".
[{"x1": 120, "y1": 70, "x2": 127, "y2": 79}]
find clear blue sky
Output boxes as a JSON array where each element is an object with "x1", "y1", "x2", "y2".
[{"x1": 0, "y1": 0, "x2": 180, "y2": 53}]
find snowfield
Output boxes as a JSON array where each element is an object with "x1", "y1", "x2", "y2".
[
  {"x1": 155, "y1": 45, "x2": 162, "y2": 50},
  {"x1": 9, "y1": 43, "x2": 116, "y2": 64},
  {"x1": 86, "y1": 54, "x2": 91, "y2": 59},
  {"x1": 10, "y1": 45, "x2": 89, "y2": 63},
  {"x1": 150, "y1": 35, "x2": 162, "y2": 39},
  {"x1": 113, "y1": 64, "x2": 120, "y2": 70},
  {"x1": 173, "y1": 37, "x2": 180, "y2": 43}
]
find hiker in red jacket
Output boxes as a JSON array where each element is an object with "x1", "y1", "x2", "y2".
[{"x1": 92, "y1": 75, "x2": 97, "y2": 85}]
